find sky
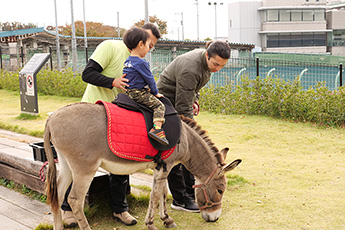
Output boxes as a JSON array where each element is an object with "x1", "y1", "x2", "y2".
[{"x1": 0, "y1": 0, "x2": 259, "y2": 41}]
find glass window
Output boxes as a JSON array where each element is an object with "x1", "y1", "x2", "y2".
[
  {"x1": 314, "y1": 10, "x2": 325, "y2": 21},
  {"x1": 314, "y1": 33, "x2": 326, "y2": 46},
  {"x1": 267, "y1": 10, "x2": 279, "y2": 22},
  {"x1": 302, "y1": 33, "x2": 314, "y2": 46},
  {"x1": 279, "y1": 34, "x2": 291, "y2": 47},
  {"x1": 291, "y1": 33, "x2": 302, "y2": 47},
  {"x1": 267, "y1": 34, "x2": 279, "y2": 47},
  {"x1": 280, "y1": 10, "x2": 290, "y2": 21},
  {"x1": 303, "y1": 10, "x2": 313, "y2": 21},
  {"x1": 291, "y1": 10, "x2": 302, "y2": 21}
]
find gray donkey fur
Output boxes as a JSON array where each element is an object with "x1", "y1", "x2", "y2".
[{"x1": 43, "y1": 102, "x2": 241, "y2": 230}]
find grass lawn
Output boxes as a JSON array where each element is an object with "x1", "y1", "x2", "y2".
[{"x1": 1, "y1": 89, "x2": 345, "y2": 229}]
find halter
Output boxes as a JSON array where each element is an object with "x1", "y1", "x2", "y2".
[{"x1": 192, "y1": 164, "x2": 222, "y2": 210}]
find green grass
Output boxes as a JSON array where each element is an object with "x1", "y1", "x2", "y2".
[
  {"x1": 1, "y1": 89, "x2": 345, "y2": 229},
  {"x1": 0, "y1": 89, "x2": 80, "y2": 137}
]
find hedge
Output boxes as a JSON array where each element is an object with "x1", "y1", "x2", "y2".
[
  {"x1": 200, "y1": 76, "x2": 345, "y2": 127},
  {"x1": 0, "y1": 68, "x2": 86, "y2": 97},
  {"x1": 1, "y1": 69, "x2": 344, "y2": 127}
]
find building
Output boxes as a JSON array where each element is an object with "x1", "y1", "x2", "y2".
[
  {"x1": 228, "y1": 0, "x2": 345, "y2": 56},
  {"x1": 0, "y1": 27, "x2": 254, "y2": 71}
]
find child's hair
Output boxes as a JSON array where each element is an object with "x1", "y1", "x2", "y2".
[{"x1": 123, "y1": 27, "x2": 150, "y2": 50}]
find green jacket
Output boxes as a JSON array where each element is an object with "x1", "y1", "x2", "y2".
[{"x1": 157, "y1": 49, "x2": 211, "y2": 119}]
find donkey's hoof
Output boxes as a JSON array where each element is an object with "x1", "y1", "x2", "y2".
[
  {"x1": 147, "y1": 224, "x2": 157, "y2": 230},
  {"x1": 164, "y1": 217, "x2": 177, "y2": 228},
  {"x1": 166, "y1": 222, "x2": 177, "y2": 228}
]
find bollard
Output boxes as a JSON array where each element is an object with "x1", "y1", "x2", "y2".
[{"x1": 340, "y1": 63, "x2": 343, "y2": 87}]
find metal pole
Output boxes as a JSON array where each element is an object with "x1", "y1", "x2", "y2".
[
  {"x1": 70, "y1": 0, "x2": 78, "y2": 72},
  {"x1": 54, "y1": 0, "x2": 61, "y2": 71},
  {"x1": 340, "y1": 63, "x2": 343, "y2": 87},
  {"x1": 117, "y1": 12, "x2": 120, "y2": 37},
  {"x1": 145, "y1": 0, "x2": 149, "y2": 23},
  {"x1": 21, "y1": 46, "x2": 24, "y2": 67},
  {"x1": 195, "y1": 0, "x2": 199, "y2": 40},
  {"x1": 256, "y1": 57, "x2": 259, "y2": 77},
  {"x1": 49, "y1": 47, "x2": 53, "y2": 70},
  {"x1": 0, "y1": 46, "x2": 3, "y2": 69},
  {"x1": 214, "y1": 3, "x2": 217, "y2": 39},
  {"x1": 83, "y1": 0, "x2": 88, "y2": 63},
  {"x1": 181, "y1": 12, "x2": 184, "y2": 40}
]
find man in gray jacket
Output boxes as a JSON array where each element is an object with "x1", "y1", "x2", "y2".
[{"x1": 157, "y1": 40, "x2": 231, "y2": 212}]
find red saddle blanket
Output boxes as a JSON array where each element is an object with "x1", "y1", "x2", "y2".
[{"x1": 96, "y1": 100, "x2": 175, "y2": 162}]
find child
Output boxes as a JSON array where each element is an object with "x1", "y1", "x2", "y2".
[{"x1": 123, "y1": 27, "x2": 169, "y2": 146}]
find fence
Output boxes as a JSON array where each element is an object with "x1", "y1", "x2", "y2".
[
  {"x1": 209, "y1": 57, "x2": 344, "y2": 91},
  {"x1": 1, "y1": 45, "x2": 344, "y2": 91}
]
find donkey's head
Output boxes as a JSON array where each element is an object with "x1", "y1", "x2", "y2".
[{"x1": 193, "y1": 148, "x2": 242, "y2": 222}]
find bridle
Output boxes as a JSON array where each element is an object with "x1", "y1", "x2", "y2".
[{"x1": 192, "y1": 165, "x2": 222, "y2": 210}]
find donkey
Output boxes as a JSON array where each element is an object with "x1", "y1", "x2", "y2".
[{"x1": 43, "y1": 102, "x2": 241, "y2": 230}]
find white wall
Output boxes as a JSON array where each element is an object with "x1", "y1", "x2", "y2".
[
  {"x1": 262, "y1": 0, "x2": 327, "y2": 7},
  {"x1": 228, "y1": 1, "x2": 262, "y2": 47}
]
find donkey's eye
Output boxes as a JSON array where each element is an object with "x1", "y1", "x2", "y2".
[{"x1": 217, "y1": 189, "x2": 223, "y2": 195}]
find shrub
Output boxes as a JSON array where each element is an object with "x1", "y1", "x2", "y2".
[
  {"x1": 0, "y1": 68, "x2": 86, "y2": 98},
  {"x1": 200, "y1": 76, "x2": 345, "y2": 127},
  {"x1": 1, "y1": 69, "x2": 344, "y2": 127}
]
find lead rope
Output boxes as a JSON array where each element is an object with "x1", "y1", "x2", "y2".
[{"x1": 39, "y1": 159, "x2": 58, "y2": 182}]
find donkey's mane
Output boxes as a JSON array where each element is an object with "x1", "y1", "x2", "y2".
[{"x1": 180, "y1": 115, "x2": 219, "y2": 154}]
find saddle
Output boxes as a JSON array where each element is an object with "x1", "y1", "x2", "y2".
[
  {"x1": 95, "y1": 94, "x2": 181, "y2": 171},
  {"x1": 112, "y1": 93, "x2": 181, "y2": 150}
]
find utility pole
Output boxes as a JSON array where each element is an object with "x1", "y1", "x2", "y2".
[
  {"x1": 70, "y1": 0, "x2": 78, "y2": 72},
  {"x1": 54, "y1": 0, "x2": 61, "y2": 71},
  {"x1": 83, "y1": 0, "x2": 88, "y2": 63},
  {"x1": 195, "y1": 0, "x2": 200, "y2": 40},
  {"x1": 117, "y1": 12, "x2": 120, "y2": 37}
]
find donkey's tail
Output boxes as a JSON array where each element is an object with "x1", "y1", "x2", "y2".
[{"x1": 43, "y1": 118, "x2": 59, "y2": 214}]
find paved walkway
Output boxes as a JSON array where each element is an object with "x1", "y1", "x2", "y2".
[{"x1": 0, "y1": 129, "x2": 155, "y2": 229}]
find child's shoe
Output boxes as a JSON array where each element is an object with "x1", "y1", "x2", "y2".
[{"x1": 148, "y1": 126, "x2": 169, "y2": 146}]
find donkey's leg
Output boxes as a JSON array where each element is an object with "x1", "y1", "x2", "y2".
[
  {"x1": 54, "y1": 152, "x2": 73, "y2": 230},
  {"x1": 145, "y1": 169, "x2": 175, "y2": 230},
  {"x1": 68, "y1": 172, "x2": 96, "y2": 230},
  {"x1": 159, "y1": 178, "x2": 176, "y2": 228}
]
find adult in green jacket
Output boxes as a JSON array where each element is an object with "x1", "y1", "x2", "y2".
[
  {"x1": 157, "y1": 40, "x2": 231, "y2": 212},
  {"x1": 61, "y1": 23, "x2": 161, "y2": 227}
]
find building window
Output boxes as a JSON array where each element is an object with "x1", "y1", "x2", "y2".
[
  {"x1": 291, "y1": 33, "x2": 302, "y2": 47},
  {"x1": 314, "y1": 33, "x2": 326, "y2": 46},
  {"x1": 314, "y1": 10, "x2": 324, "y2": 21},
  {"x1": 302, "y1": 10, "x2": 314, "y2": 21},
  {"x1": 279, "y1": 34, "x2": 291, "y2": 47},
  {"x1": 267, "y1": 34, "x2": 279, "y2": 47},
  {"x1": 267, "y1": 10, "x2": 279, "y2": 21},
  {"x1": 280, "y1": 10, "x2": 290, "y2": 21},
  {"x1": 291, "y1": 10, "x2": 302, "y2": 21},
  {"x1": 264, "y1": 9, "x2": 325, "y2": 22},
  {"x1": 267, "y1": 33, "x2": 326, "y2": 48}
]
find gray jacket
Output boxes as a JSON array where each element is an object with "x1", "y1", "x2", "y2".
[{"x1": 157, "y1": 49, "x2": 211, "y2": 119}]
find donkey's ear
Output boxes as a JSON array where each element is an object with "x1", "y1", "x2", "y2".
[
  {"x1": 219, "y1": 159, "x2": 242, "y2": 176},
  {"x1": 220, "y1": 147, "x2": 229, "y2": 160}
]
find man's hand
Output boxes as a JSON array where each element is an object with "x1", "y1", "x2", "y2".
[
  {"x1": 193, "y1": 101, "x2": 200, "y2": 116},
  {"x1": 112, "y1": 74, "x2": 129, "y2": 91}
]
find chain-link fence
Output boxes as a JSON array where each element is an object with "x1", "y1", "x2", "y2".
[
  {"x1": 1, "y1": 46, "x2": 344, "y2": 91},
  {"x1": 209, "y1": 57, "x2": 344, "y2": 90}
]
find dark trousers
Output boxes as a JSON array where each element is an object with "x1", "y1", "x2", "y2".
[
  {"x1": 167, "y1": 163, "x2": 195, "y2": 202},
  {"x1": 61, "y1": 174, "x2": 130, "y2": 214}
]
